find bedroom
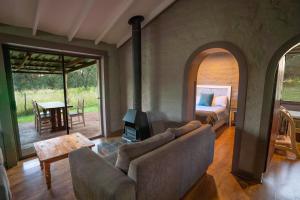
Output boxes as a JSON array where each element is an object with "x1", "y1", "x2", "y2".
[
  {"x1": 195, "y1": 51, "x2": 239, "y2": 134},
  {"x1": 193, "y1": 48, "x2": 240, "y2": 177}
]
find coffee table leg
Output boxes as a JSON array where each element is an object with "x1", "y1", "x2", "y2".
[{"x1": 44, "y1": 162, "x2": 51, "y2": 189}]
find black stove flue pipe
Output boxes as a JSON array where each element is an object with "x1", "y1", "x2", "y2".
[{"x1": 128, "y1": 16, "x2": 144, "y2": 111}]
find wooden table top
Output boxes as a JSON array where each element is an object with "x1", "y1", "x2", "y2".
[
  {"x1": 33, "y1": 133, "x2": 95, "y2": 162},
  {"x1": 37, "y1": 101, "x2": 72, "y2": 110}
]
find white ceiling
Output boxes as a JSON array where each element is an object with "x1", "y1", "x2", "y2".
[{"x1": 0, "y1": 0, "x2": 175, "y2": 47}]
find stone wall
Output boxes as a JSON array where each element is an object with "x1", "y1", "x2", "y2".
[{"x1": 118, "y1": 0, "x2": 300, "y2": 178}]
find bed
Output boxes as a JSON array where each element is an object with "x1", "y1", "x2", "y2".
[{"x1": 195, "y1": 85, "x2": 231, "y2": 130}]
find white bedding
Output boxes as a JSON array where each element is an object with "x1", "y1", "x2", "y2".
[
  {"x1": 195, "y1": 105, "x2": 227, "y2": 121},
  {"x1": 195, "y1": 105, "x2": 226, "y2": 113}
]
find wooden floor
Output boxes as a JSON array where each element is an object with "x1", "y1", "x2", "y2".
[{"x1": 7, "y1": 127, "x2": 300, "y2": 200}]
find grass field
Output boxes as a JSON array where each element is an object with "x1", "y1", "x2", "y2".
[
  {"x1": 15, "y1": 87, "x2": 99, "y2": 123},
  {"x1": 282, "y1": 83, "x2": 300, "y2": 102}
]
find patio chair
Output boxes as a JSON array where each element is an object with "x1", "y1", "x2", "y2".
[
  {"x1": 275, "y1": 108, "x2": 300, "y2": 159},
  {"x1": 32, "y1": 100, "x2": 51, "y2": 131},
  {"x1": 35, "y1": 102, "x2": 52, "y2": 134},
  {"x1": 69, "y1": 99, "x2": 85, "y2": 128}
]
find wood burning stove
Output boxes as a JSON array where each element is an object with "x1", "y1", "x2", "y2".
[{"x1": 122, "y1": 16, "x2": 150, "y2": 142}]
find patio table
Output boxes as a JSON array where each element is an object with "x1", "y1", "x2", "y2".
[{"x1": 37, "y1": 101, "x2": 72, "y2": 132}]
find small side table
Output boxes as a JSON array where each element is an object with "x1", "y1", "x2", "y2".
[{"x1": 229, "y1": 108, "x2": 237, "y2": 127}]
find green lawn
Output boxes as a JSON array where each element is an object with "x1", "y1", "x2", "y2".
[{"x1": 282, "y1": 84, "x2": 300, "y2": 102}]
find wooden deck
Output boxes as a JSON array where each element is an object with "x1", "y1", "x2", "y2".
[
  {"x1": 18, "y1": 112, "x2": 101, "y2": 157},
  {"x1": 7, "y1": 127, "x2": 300, "y2": 200}
]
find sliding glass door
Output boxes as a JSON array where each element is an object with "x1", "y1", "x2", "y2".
[{"x1": 3, "y1": 45, "x2": 104, "y2": 159}]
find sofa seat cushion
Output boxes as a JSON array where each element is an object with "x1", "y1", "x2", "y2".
[
  {"x1": 169, "y1": 120, "x2": 201, "y2": 138},
  {"x1": 116, "y1": 129, "x2": 175, "y2": 173}
]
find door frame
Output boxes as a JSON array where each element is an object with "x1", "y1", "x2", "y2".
[
  {"x1": 182, "y1": 41, "x2": 249, "y2": 179},
  {"x1": 0, "y1": 33, "x2": 110, "y2": 163},
  {"x1": 260, "y1": 34, "x2": 300, "y2": 172}
]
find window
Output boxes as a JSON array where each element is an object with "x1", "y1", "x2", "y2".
[{"x1": 282, "y1": 54, "x2": 300, "y2": 102}]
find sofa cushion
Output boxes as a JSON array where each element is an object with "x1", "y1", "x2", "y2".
[
  {"x1": 0, "y1": 148, "x2": 3, "y2": 165},
  {"x1": 0, "y1": 166, "x2": 11, "y2": 200},
  {"x1": 103, "y1": 152, "x2": 118, "y2": 166},
  {"x1": 116, "y1": 129, "x2": 175, "y2": 173},
  {"x1": 169, "y1": 120, "x2": 201, "y2": 138}
]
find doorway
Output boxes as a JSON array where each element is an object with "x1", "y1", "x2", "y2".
[
  {"x1": 195, "y1": 51, "x2": 239, "y2": 134},
  {"x1": 183, "y1": 42, "x2": 248, "y2": 176},
  {"x1": 192, "y1": 48, "x2": 240, "y2": 175},
  {"x1": 265, "y1": 43, "x2": 300, "y2": 167},
  {"x1": 3, "y1": 45, "x2": 104, "y2": 158}
]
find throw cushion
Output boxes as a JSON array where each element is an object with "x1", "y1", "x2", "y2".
[
  {"x1": 169, "y1": 120, "x2": 201, "y2": 138},
  {"x1": 198, "y1": 93, "x2": 214, "y2": 106},
  {"x1": 212, "y1": 96, "x2": 228, "y2": 107},
  {"x1": 115, "y1": 129, "x2": 175, "y2": 173}
]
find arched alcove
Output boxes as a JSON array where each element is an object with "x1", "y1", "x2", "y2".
[{"x1": 182, "y1": 41, "x2": 248, "y2": 174}]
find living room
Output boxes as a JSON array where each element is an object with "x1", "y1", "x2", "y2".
[{"x1": 1, "y1": 0, "x2": 300, "y2": 199}]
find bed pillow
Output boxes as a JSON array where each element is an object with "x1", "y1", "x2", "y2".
[
  {"x1": 198, "y1": 93, "x2": 214, "y2": 106},
  {"x1": 212, "y1": 96, "x2": 228, "y2": 107}
]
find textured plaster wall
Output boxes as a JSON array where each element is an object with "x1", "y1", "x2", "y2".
[
  {"x1": 118, "y1": 0, "x2": 300, "y2": 177},
  {"x1": 197, "y1": 53, "x2": 239, "y2": 108},
  {"x1": 0, "y1": 24, "x2": 122, "y2": 133}
]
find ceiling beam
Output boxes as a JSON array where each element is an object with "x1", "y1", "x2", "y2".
[
  {"x1": 94, "y1": 0, "x2": 135, "y2": 45},
  {"x1": 65, "y1": 58, "x2": 85, "y2": 68},
  {"x1": 116, "y1": 0, "x2": 176, "y2": 48},
  {"x1": 12, "y1": 65, "x2": 62, "y2": 70},
  {"x1": 68, "y1": 0, "x2": 95, "y2": 41},
  {"x1": 11, "y1": 57, "x2": 68, "y2": 64},
  {"x1": 12, "y1": 70, "x2": 62, "y2": 75},
  {"x1": 67, "y1": 60, "x2": 96, "y2": 73},
  {"x1": 32, "y1": 0, "x2": 45, "y2": 36},
  {"x1": 15, "y1": 53, "x2": 31, "y2": 70}
]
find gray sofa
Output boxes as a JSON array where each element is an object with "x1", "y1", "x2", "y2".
[
  {"x1": 69, "y1": 122, "x2": 215, "y2": 200},
  {"x1": 0, "y1": 148, "x2": 12, "y2": 200}
]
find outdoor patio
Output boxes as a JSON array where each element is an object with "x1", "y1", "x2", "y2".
[{"x1": 19, "y1": 112, "x2": 101, "y2": 157}]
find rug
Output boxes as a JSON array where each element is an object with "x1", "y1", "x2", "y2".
[{"x1": 97, "y1": 138, "x2": 130, "y2": 157}]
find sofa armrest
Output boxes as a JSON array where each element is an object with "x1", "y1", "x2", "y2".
[
  {"x1": 0, "y1": 165, "x2": 11, "y2": 200},
  {"x1": 69, "y1": 147, "x2": 136, "y2": 200}
]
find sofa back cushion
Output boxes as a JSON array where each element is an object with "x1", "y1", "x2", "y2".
[
  {"x1": 169, "y1": 120, "x2": 201, "y2": 138},
  {"x1": 127, "y1": 124, "x2": 215, "y2": 200},
  {"x1": 0, "y1": 148, "x2": 3, "y2": 165},
  {"x1": 116, "y1": 129, "x2": 175, "y2": 173}
]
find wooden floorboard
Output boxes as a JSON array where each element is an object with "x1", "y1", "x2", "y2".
[{"x1": 7, "y1": 127, "x2": 300, "y2": 200}]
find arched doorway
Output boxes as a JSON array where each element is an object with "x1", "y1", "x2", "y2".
[
  {"x1": 260, "y1": 35, "x2": 300, "y2": 171},
  {"x1": 182, "y1": 41, "x2": 248, "y2": 174}
]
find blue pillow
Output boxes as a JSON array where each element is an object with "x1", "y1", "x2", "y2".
[{"x1": 198, "y1": 93, "x2": 214, "y2": 106}]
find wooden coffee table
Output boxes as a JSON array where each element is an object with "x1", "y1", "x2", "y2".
[{"x1": 33, "y1": 133, "x2": 95, "y2": 189}]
